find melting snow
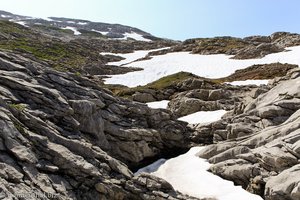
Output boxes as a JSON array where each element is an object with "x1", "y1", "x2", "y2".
[
  {"x1": 62, "y1": 26, "x2": 81, "y2": 35},
  {"x1": 92, "y1": 29, "x2": 109, "y2": 35},
  {"x1": 101, "y1": 47, "x2": 170, "y2": 66},
  {"x1": 113, "y1": 32, "x2": 151, "y2": 42},
  {"x1": 146, "y1": 100, "x2": 170, "y2": 109},
  {"x1": 14, "y1": 21, "x2": 28, "y2": 27},
  {"x1": 78, "y1": 22, "x2": 88, "y2": 25},
  {"x1": 1, "y1": 15, "x2": 11, "y2": 18},
  {"x1": 136, "y1": 147, "x2": 263, "y2": 200},
  {"x1": 178, "y1": 110, "x2": 227, "y2": 124},
  {"x1": 105, "y1": 46, "x2": 300, "y2": 87},
  {"x1": 123, "y1": 32, "x2": 152, "y2": 42},
  {"x1": 135, "y1": 159, "x2": 167, "y2": 174},
  {"x1": 227, "y1": 79, "x2": 269, "y2": 86},
  {"x1": 43, "y1": 18, "x2": 62, "y2": 22},
  {"x1": 44, "y1": 17, "x2": 53, "y2": 21}
]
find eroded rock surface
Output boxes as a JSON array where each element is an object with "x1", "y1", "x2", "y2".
[
  {"x1": 0, "y1": 51, "x2": 202, "y2": 199},
  {"x1": 197, "y1": 69, "x2": 300, "y2": 199}
]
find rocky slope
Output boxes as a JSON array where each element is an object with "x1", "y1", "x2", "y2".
[
  {"x1": 0, "y1": 10, "x2": 162, "y2": 41},
  {"x1": 197, "y1": 68, "x2": 300, "y2": 200},
  {"x1": 114, "y1": 63, "x2": 296, "y2": 112},
  {"x1": 0, "y1": 19, "x2": 174, "y2": 77},
  {"x1": 0, "y1": 49, "x2": 211, "y2": 199},
  {"x1": 149, "y1": 32, "x2": 300, "y2": 59},
  {"x1": 0, "y1": 10, "x2": 300, "y2": 200}
]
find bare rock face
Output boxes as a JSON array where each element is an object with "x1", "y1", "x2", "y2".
[
  {"x1": 233, "y1": 43, "x2": 283, "y2": 59},
  {"x1": 132, "y1": 92, "x2": 156, "y2": 103},
  {"x1": 196, "y1": 69, "x2": 300, "y2": 199},
  {"x1": 0, "y1": 51, "x2": 199, "y2": 199},
  {"x1": 168, "y1": 79, "x2": 263, "y2": 118},
  {"x1": 264, "y1": 164, "x2": 300, "y2": 200}
]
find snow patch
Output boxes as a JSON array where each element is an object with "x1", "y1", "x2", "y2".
[
  {"x1": 91, "y1": 29, "x2": 109, "y2": 35},
  {"x1": 14, "y1": 21, "x2": 28, "y2": 27},
  {"x1": 135, "y1": 159, "x2": 166, "y2": 174},
  {"x1": 104, "y1": 46, "x2": 300, "y2": 87},
  {"x1": 67, "y1": 21, "x2": 76, "y2": 24},
  {"x1": 1, "y1": 15, "x2": 11, "y2": 18},
  {"x1": 62, "y1": 26, "x2": 81, "y2": 35},
  {"x1": 101, "y1": 47, "x2": 170, "y2": 66},
  {"x1": 146, "y1": 100, "x2": 170, "y2": 109},
  {"x1": 44, "y1": 17, "x2": 53, "y2": 21},
  {"x1": 43, "y1": 18, "x2": 62, "y2": 22},
  {"x1": 24, "y1": 17, "x2": 35, "y2": 20},
  {"x1": 178, "y1": 110, "x2": 227, "y2": 124},
  {"x1": 78, "y1": 22, "x2": 88, "y2": 25},
  {"x1": 227, "y1": 79, "x2": 269, "y2": 86},
  {"x1": 136, "y1": 147, "x2": 263, "y2": 200},
  {"x1": 123, "y1": 32, "x2": 152, "y2": 42}
]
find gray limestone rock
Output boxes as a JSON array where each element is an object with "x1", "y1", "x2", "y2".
[{"x1": 0, "y1": 50, "x2": 196, "y2": 199}]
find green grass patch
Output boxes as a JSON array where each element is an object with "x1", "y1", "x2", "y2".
[
  {"x1": 78, "y1": 29, "x2": 106, "y2": 38},
  {"x1": 214, "y1": 63, "x2": 298, "y2": 83},
  {"x1": 108, "y1": 72, "x2": 198, "y2": 97},
  {"x1": 8, "y1": 103, "x2": 26, "y2": 111},
  {"x1": 32, "y1": 24, "x2": 74, "y2": 34},
  {"x1": 13, "y1": 121, "x2": 26, "y2": 134},
  {"x1": 145, "y1": 71, "x2": 198, "y2": 89},
  {"x1": 0, "y1": 20, "x2": 100, "y2": 72}
]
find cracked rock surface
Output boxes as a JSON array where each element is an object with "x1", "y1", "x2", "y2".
[
  {"x1": 0, "y1": 51, "x2": 205, "y2": 200},
  {"x1": 197, "y1": 69, "x2": 300, "y2": 200}
]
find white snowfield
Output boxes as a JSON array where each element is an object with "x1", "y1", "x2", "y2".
[
  {"x1": 13, "y1": 21, "x2": 28, "y2": 27},
  {"x1": 227, "y1": 79, "x2": 269, "y2": 86},
  {"x1": 92, "y1": 29, "x2": 109, "y2": 35},
  {"x1": 43, "y1": 18, "x2": 62, "y2": 22},
  {"x1": 136, "y1": 147, "x2": 263, "y2": 200},
  {"x1": 101, "y1": 47, "x2": 170, "y2": 66},
  {"x1": 104, "y1": 46, "x2": 300, "y2": 87},
  {"x1": 123, "y1": 32, "x2": 152, "y2": 42},
  {"x1": 178, "y1": 110, "x2": 227, "y2": 124},
  {"x1": 77, "y1": 22, "x2": 88, "y2": 25},
  {"x1": 146, "y1": 100, "x2": 170, "y2": 109},
  {"x1": 111, "y1": 31, "x2": 152, "y2": 42},
  {"x1": 62, "y1": 26, "x2": 81, "y2": 35},
  {"x1": 1, "y1": 15, "x2": 11, "y2": 18},
  {"x1": 66, "y1": 21, "x2": 76, "y2": 24}
]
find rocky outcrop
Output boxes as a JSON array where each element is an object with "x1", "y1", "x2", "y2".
[
  {"x1": 218, "y1": 63, "x2": 298, "y2": 82},
  {"x1": 0, "y1": 50, "x2": 199, "y2": 199},
  {"x1": 168, "y1": 79, "x2": 267, "y2": 117},
  {"x1": 233, "y1": 43, "x2": 282, "y2": 59},
  {"x1": 196, "y1": 68, "x2": 300, "y2": 199},
  {"x1": 116, "y1": 62, "x2": 294, "y2": 109},
  {"x1": 147, "y1": 32, "x2": 300, "y2": 59}
]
